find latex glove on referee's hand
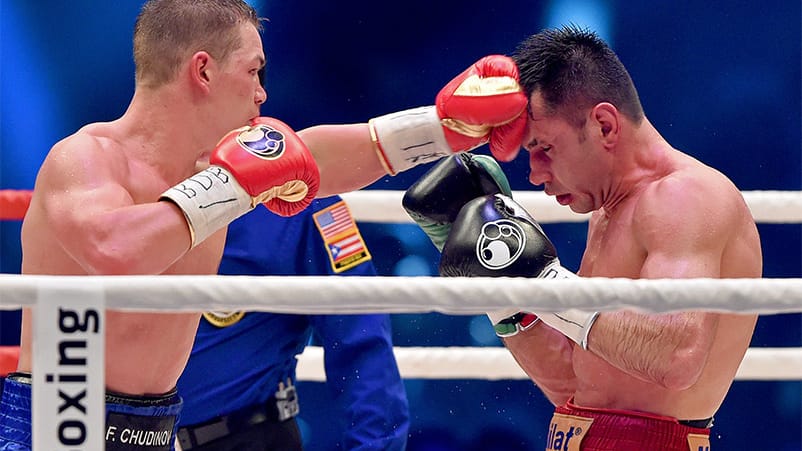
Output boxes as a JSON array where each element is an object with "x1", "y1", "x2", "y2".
[{"x1": 369, "y1": 55, "x2": 527, "y2": 175}]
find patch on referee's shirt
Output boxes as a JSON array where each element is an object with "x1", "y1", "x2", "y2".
[
  {"x1": 203, "y1": 311, "x2": 245, "y2": 327},
  {"x1": 313, "y1": 200, "x2": 371, "y2": 273}
]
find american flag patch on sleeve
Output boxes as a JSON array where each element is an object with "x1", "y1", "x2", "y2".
[{"x1": 313, "y1": 201, "x2": 371, "y2": 273}]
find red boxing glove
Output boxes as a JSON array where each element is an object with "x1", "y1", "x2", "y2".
[
  {"x1": 436, "y1": 55, "x2": 528, "y2": 161},
  {"x1": 161, "y1": 118, "x2": 319, "y2": 247},
  {"x1": 215, "y1": 117, "x2": 320, "y2": 216},
  {"x1": 369, "y1": 55, "x2": 527, "y2": 175}
]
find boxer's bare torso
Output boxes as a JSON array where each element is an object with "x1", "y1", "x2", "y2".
[
  {"x1": 508, "y1": 135, "x2": 761, "y2": 421},
  {"x1": 572, "y1": 151, "x2": 760, "y2": 419},
  {"x1": 18, "y1": 120, "x2": 224, "y2": 395}
]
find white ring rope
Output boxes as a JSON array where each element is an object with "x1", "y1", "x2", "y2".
[
  {"x1": 310, "y1": 190, "x2": 802, "y2": 383},
  {"x1": 341, "y1": 190, "x2": 802, "y2": 223},
  {"x1": 2, "y1": 275, "x2": 802, "y2": 314},
  {"x1": 295, "y1": 346, "x2": 802, "y2": 381},
  {"x1": 3, "y1": 189, "x2": 799, "y2": 448}
]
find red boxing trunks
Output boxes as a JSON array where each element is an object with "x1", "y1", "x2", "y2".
[{"x1": 546, "y1": 399, "x2": 711, "y2": 451}]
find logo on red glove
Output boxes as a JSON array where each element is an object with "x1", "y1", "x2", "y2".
[
  {"x1": 475, "y1": 219, "x2": 526, "y2": 270},
  {"x1": 236, "y1": 124, "x2": 286, "y2": 160}
]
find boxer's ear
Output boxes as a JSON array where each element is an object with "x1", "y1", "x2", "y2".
[
  {"x1": 190, "y1": 51, "x2": 213, "y2": 93},
  {"x1": 591, "y1": 102, "x2": 619, "y2": 149}
]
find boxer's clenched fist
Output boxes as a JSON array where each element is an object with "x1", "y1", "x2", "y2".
[
  {"x1": 440, "y1": 194, "x2": 598, "y2": 345},
  {"x1": 368, "y1": 55, "x2": 527, "y2": 175},
  {"x1": 402, "y1": 153, "x2": 511, "y2": 252},
  {"x1": 436, "y1": 55, "x2": 528, "y2": 160},
  {"x1": 161, "y1": 118, "x2": 319, "y2": 247}
]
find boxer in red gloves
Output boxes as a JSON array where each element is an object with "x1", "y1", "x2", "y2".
[{"x1": 0, "y1": 1, "x2": 528, "y2": 450}]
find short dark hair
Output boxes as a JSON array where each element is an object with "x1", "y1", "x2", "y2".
[
  {"x1": 133, "y1": 0, "x2": 263, "y2": 88},
  {"x1": 513, "y1": 24, "x2": 644, "y2": 127}
]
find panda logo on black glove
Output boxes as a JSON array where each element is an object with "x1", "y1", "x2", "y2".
[{"x1": 476, "y1": 219, "x2": 526, "y2": 270}]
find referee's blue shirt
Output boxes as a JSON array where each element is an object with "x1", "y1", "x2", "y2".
[{"x1": 177, "y1": 196, "x2": 409, "y2": 450}]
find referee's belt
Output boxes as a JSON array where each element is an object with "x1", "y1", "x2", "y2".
[{"x1": 176, "y1": 396, "x2": 299, "y2": 450}]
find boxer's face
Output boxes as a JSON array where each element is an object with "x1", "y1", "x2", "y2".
[
  {"x1": 211, "y1": 22, "x2": 267, "y2": 132},
  {"x1": 523, "y1": 93, "x2": 603, "y2": 214}
]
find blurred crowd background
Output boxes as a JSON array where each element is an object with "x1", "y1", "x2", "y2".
[{"x1": 1, "y1": 1, "x2": 800, "y2": 449}]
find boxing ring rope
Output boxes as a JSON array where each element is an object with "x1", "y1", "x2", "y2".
[
  {"x1": 295, "y1": 346, "x2": 802, "y2": 381},
  {"x1": 0, "y1": 189, "x2": 32, "y2": 221},
  {"x1": 3, "y1": 274, "x2": 802, "y2": 315},
  {"x1": 1, "y1": 188, "x2": 801, "y2": 449},
  {"x1": 339, "y1": 189, "x2": 802, "y2": 224},
  {"x1": 2, "y1": 275, "x2": 802, "y2": 385},
  {"x1": 336, "y1": 189, "x2": 802, "y2": 381},
  {"x1": 2, "y1": 188, "x2": 801, "y2": 223},
  {"x1": 1, "y1": 188, "x2": 802, "y2": 379}
]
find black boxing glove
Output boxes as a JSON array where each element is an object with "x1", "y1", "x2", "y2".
[
  {"x1": 403, "y1": 154, "x2": 539, "y2": 337},
  {"x1": 402, "y1": 153, "x2": 512, "y2": 252},
  {"x1": 441, "y1": 194, "x2": 599, "y2": 348}
]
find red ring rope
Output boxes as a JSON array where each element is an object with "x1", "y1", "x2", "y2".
[{"x1": 0, "y1": 190, "x2": 32, "y2": 220}]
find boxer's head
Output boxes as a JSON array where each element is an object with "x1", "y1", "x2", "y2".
[
  {"x1": 133, "y1": 0, "x2": 263, "y2": 88},
  {"x1": 513, "y1": 25, "x2": 647, "y2": 214},
  {"x1": 513, "y1": 24, "x2": 644, "y2": 129}
]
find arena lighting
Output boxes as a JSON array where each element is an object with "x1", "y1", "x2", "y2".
[{"x1": 543, "y1": 0, "x2": 613, "y2": 45}]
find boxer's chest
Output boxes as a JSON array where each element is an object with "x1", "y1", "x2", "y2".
[{"x1": 579, "y1": 211, "x2": 643, "y2": 278}]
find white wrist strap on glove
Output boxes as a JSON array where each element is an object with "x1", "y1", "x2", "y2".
[
  {"x1": 368, "y1": 106, "x2": 452, "y2": 175},
  {"x1": 537, "y1": 309, "x2": 599, "y2": 350},
  {"x1": 160, "y1": 166, "x2": 253, "y2": 248},
  {"x1": 534, "y1": 261, "x2": 599, "y2": 349},
  {"x1": 487, "y1": 260, "x2": 600, "y2": 348}
]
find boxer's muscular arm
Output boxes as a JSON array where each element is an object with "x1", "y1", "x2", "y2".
[
  {"x1": 301, "y1": 55, "x2": 527, "y2": 198},
  {"x1": 503, "y1": 327, "x2": 579, "y2": 406},
  {"x1": 584, "y1": 177, "x2": 730, "y2": 390},
  {"x1": 299, "y1": 124, "x2": 385, "y2": 198},
  {"x1": 34, "y1": 133, "x2": 193, "y2": 275}
]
